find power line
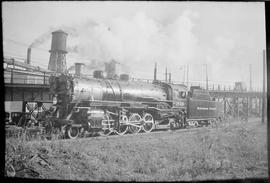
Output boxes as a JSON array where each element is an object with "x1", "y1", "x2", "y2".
[
  {"x1": 4, "y1": 37, "x2": 133, "y2": 64},
  {"x1": 4, "y1": 51, "x2": 48, "y2": 63},
  {"x1": 4, "y1": 38, "x2": 31, "y2": 47},
  {"x1": 4, "y1": 37, "x2": 92, "y2": 61},
  {"x1": 4, "y1": 38, "x2": 48, "y2": 51},
  {"x1": 4, "y1": 53, "x2": 48, "y2": 68}
]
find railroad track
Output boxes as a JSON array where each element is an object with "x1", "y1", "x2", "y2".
[{"x1": 6, "y1": 118, "x2": 260, "y2": 142}]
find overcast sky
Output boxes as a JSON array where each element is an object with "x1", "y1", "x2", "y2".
[{"x1": 2, "y1": 1, "x2": 266, "y2": 89}]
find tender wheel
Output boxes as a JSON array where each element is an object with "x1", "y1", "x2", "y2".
[
  {"x1": 217, "y1": 117, "x2": 222, "y2": 123},
  {"x1": 99, "y1": 114, "x2": 114, "y2": 136},
  {"x1": 67, "y1": 126, "x2": 80, "y2": 139},
  {"x1": 142, "y1": 113, "x2": 154, "y2": 133},
  {"x1": 115, "y1": 115, "x2": 129, "y2": 135},
  {"x1": 209, "y1": 119, "x2": 217, "y2": 127},
  {"x1": 187, "y1": 120, "x2": 194, "y2": 127},
  {"x1": 194, "y1": 121, "x2": 199, "y2": 127},
  {"x1": 128, "y1": 113, "x2": 142, "y2": 134}
]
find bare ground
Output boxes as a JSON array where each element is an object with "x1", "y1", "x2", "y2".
[{"x1": 5, "y1": 118, "x2": 268, "y2": 181}]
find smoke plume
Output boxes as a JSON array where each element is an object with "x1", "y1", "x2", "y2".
[
  {"x1": 32, "y1": 9, "x2": 239, "y2": 86},
  {"x1": 60, "y1": 10, "x2": 200, "y2": 79},
  {"x1": 29, "y1": 30, "x2": 52, "y2": 48}
]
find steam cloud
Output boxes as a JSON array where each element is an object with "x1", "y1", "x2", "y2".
[
  {"x1": 29, "y1": 23, "x2": 86, "y2": 48},
  {"x1": 33, "y1": 9, "x2": 242, "y2": 87},
  {"x1": 60, "y1": 10, "x2": 201, "y2": 79},
  {"x1": 29, "y1": 30, "x2": 52, "y2": 48}
]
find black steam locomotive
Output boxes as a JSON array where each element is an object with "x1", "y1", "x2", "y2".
[{"x1": 48, "y1": 71, "x2": 224, "y2": 139}]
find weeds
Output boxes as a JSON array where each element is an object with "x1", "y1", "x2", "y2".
[{"x1": 5, "y1": 119, "x2": 268, "y2": 181}]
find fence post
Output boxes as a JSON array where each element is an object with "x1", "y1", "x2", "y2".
[{"x1": 224, "y1": 97, "x2": 227, "y2": 118}]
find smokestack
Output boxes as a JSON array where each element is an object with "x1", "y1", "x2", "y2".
[
  {"x1": 154, "y1": 62, "x2": 157, "y2": 81},
  {"x1": 26, "y1": 47, "x2": 31, "y2": 64},
  {"x1": 75, "y1": 63, "x2": 84, "y2": 77},
  {"x1": 169, "y1": 73, "x2": 171, "y2": 83},
  {"x1": 48, "y1": 30, "x2": 68, "y2": 73}
]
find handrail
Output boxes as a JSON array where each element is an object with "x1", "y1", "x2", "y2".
[{"x1": 4, "y1": 57, "x2": 52, "y2": 73}]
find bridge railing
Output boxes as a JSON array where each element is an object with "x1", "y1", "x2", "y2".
[
  {"x1": 5, "y1": 77, "x2": 50, "y2": 85},
  {"x1": 4, "y1": 70, "x2": 50, "y2": 85}
]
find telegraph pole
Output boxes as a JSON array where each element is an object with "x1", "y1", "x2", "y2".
[
  {"x1": 262, "y1": 50, "x2": 266, "y2": 124},
  {"x1": 204, "y1": 64, "x2": 208, "y2": 90},
  {"x1": 183, "y1": 66, "x2": 186, "y2": 84},
  {"x1": 165, "y1": 67, "x2": 167, "y2": 82},
  {"x1": 186, "y1": 64, "x2": 189, "y2": 87},
  {"x1": 154, "y1": 62, "x2": 157, "y2": 82},
  {"x1": 249, "y1": 64, "x2": 252, "y2": 91}
]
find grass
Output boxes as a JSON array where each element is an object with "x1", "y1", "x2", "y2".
[{"x1": 5, "y1": 118, "x2": 268, "y2": 181}]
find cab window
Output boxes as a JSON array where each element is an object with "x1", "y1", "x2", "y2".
[{"x1": 179, "y1": 91, "x2": 186, "y2": 99}]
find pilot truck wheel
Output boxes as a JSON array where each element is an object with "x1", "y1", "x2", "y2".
[
  {"x1": 99, "y1": 114, "x2": 114, "y2": 136},
  {"x1": 66, "y1": 126, "x2": 80, "y2": 139}
]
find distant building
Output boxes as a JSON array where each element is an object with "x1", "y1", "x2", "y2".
[{"x1": 234, "y1": 82, "x2": 247, "y2": 91}]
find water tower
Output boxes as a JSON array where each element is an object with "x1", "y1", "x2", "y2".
[{"x1": 48, "y1": 30, "x2": 68, "y2": 73}]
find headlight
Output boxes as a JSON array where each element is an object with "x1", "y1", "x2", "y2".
[{"x1": 53, "y1": 95, "x2": 58, "y2": 105}]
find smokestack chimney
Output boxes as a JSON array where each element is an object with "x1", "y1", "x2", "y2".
[
  {"x1": 169, "y1": 73, "x2": 171, "y2": 83},
  {"x1": 154, "y1": 62, "x2": 157, "y2": 81},
  {"x1": 48, "y1": 30, "x2": 68, "y2": 73},
  {"x1": 75, "y1": 63, "x2": 84, "y2": 77},
  {"x1": 26, "y1": 47, "x2": 31, "y2": 64}
]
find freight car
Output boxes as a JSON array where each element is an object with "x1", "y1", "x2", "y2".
[{"x1": 47, "y1": 72, "x2": 224, "y2": 139}]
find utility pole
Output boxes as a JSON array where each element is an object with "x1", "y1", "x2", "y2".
[
  {"x1": 154, "y1": 62, "x2": 157, "y2": 82},
  {"x1": 249, "y1": 64, "x2": 252, "y2": 118},
  {"x1": 203, "y1": 64, "x2": 208, "y2": 90},
  {"x1": 186, "y1": 64, "x2": 189, "y2": 87},
  {"x1": 165, "y1": 67, "x2": 167, "y2": 82},
  {"x1": 249, "y1": 64, "x2": 252, "y2": 91},
  {"x1": 183, "y1": 66, "x2": 186, "y2": 84},
  {"x1": 262, "y1": 49, "x2": 266, "y2": 124},
  {"x1": 180, "y1": 66, "x2": 185, "y2": 84}
]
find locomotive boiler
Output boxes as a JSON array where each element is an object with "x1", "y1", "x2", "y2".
[{"x1": 48, "y1": 70, "x2": 224, "y2": 139}]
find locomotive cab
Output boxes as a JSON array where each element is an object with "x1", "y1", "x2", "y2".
[{"x1": 170, "y1": 84, "x2": 188, "y2": 109}]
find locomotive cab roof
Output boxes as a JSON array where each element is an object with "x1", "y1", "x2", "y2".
[
  {"x1": 189, "y1": 88, "x2": 211, "y2": 101},
  {"x1": 169, "y1": 83, "x2": 188, "y2": 91}
]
